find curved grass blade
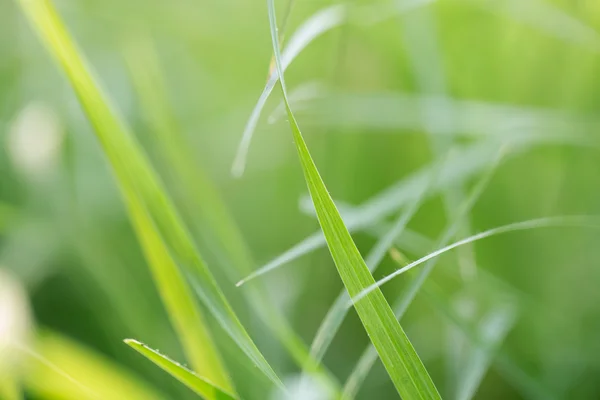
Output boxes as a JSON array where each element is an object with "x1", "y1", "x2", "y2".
[
  {"x1": 351, "y1": 215, "x2": 600, "y2": 304},
  {"x1": 237, "y1": 139, "x2": 527, "y2": 286},
  {"x1": 125, "y1": 339, "x2": 238, "y2": 400},
  {"x1": 123, "y1": 35, "x2": 340, "y2": 395},
  {"x1": 231, "y1": 4, "x2": 346, "y2": 177},
  {"x1": 266, "y1": 0, "x2": 440, "y2": 398},
  {"x1": 341, "y1": 179, "x2": 600, "y2": 398},
  {"x1": 16, "y1": 0, "x2": 282, "y2": 389},
  {"x1": 231, "y1": 0, "x2": 435, "y2": 177}
]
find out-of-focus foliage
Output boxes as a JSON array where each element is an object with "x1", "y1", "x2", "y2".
[{"x1": 2, "y1": 0, "x2": 600, "y2": 399}]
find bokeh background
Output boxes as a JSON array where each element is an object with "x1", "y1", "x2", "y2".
[{"x1": 2, "y1": 0, "x2": 600, "y2": 399}]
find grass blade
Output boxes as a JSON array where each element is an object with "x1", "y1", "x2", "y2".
[
  {"x1": 237, "y1": 140, "x2": 525, "y2": 286},
  {"x1": 351, "y1": 215, "x2": 600, "y2": 303},
  {"x1": 231, "y1": 4, "x2": 346, "y2": 177},
  {"x1": 22, "y1": 331, "x2": 167, "y2": 400},
  {"x1": 304, "y1": 156, "x2": 442, "y2": 369},
  {"x1": 423, "y1": 286, "x2": 558, "y2": 400},
  {"x1": 453, "y1": 303, "x2": 517, "y2": 400},
  {"x1": 123, "y1": 35, "x2": 339, "y2": 394},
  {"x1": 16, "y1": 0, "x2": 282, "y2": 389},
  {"x1": 293, "y1": 92, "x2": 600, "y2": 146},
  {"x1": 125, "y1": 339, "x2": 238, "y2": 400},
  {"x1": 341, "y1": 152, "x2": 502, "y2": 398},
  {"x1": 123, "y1": 181, "x2": 233, "y2": 397},
  {"x1": 266, "y1": 0, "x2": 440, "y2": 398},
  {"x1": 232, "y1": 0, "x2": 435, "y2": 177}
]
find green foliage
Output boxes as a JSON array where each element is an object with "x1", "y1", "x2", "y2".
[
  {"x1": 15, "y1": 0, "x2": 280, "y2": 393},
  {"x1": 4, "y1": 0, "x2": 600, "y2": 398},
  {"x1": 125, "y1": 339, "x2": 238, "y2": 400},
  {"x1": 265, "y1": 1, "x2": 441, "y2": 398}
]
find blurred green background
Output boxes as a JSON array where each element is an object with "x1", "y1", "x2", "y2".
[{"x1": 2, "y1": 0, "x2": 600, "y2": 399}]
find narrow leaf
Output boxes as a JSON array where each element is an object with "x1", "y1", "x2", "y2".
[
  {"x1": 125, "y1": 339, "x2": 238, "y2": 400},
  {"x1": 237, "y1": 140, "x2": 529, "y2": 286},
  {"x1": 341, "y1": 152, "x2": 503, "y2": 399},
  {"x1": 123, "y1": 37, "x2": 340, "y2": 396},
  {"x1": 23, "y1": 331, "x2": 167, "y2": 400},
  {"x1": 16, "y1": 0, "x2": 281, "y2": 389},
  {"x1": 266, "y1": 0, "x2": 440, "y2": 398},
  {"x1": 351, "y1": 215, "x2": 600, "y2": 303},
  {"x1": 232, "y1": 0, "x2": 436, "y2": 177},
  {"x1": 305, "y1": 158, "x2": 440, "y2": 369}
]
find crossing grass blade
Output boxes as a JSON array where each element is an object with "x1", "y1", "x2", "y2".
[
  {"x1": 351, "y1": 215, "x2": 600, "y2": 304},
  {"x1": 123, "y1": 35, "x2": 340, "y2": 396},
  {"x1": 340, "y1": 151, "x2": 503, "y2": 399},
  {"x1": 16, "y1": 0, "x2": 282, "y2": 390},
  {"x1": 125, "y1": 339, "x2": 238, "y2": 400},
  {"x1": 266, "y1": 0, "x2": 440, "y2": 398},
  {"x1": 122, "y1": 181, "x2": 233, "y2": 398},
  {"x1": 237, "y1": 140, "x2": 529, "y2": 286},
  {"x1": 303, "y1": 156, "x2": 442, "y2": 372},
  {"x1": 231, "y1": 0, "x2": 435, "y2": 177}
]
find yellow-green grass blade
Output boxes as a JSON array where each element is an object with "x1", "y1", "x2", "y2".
[
  {"x1": 0, "y1": 376, "x2": 20, "y2": 400},
  {"x1": 22, "y1": 331, "x2": 167, "y2": 400},
  {"x1": 14, "y1": 0, "x2": 231, "y2": 392},
  {"x1": 266, "y1": 0, "x2": 440, "y2": 398},
  {"x1": 16, "y1": 0, "x2": 281, "y2": 390},
  {"x1": 122, "y1": 35, "x2": 339, "y2": 395},
  {"x1": 125, "y1": 339, "x2": 238, "y2": 400},
  {"x1": 122, "y1": 178, "x2": 233, "y2": 398}
]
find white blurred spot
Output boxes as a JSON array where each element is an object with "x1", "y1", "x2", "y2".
[
  {"x1": 0, "y1": 269, "x2": 32, "y2": 372},
  {"x1": 270, "y1": 374, "x2": 329, "y2": 400},
  {"x1": 7, "y1": 102, "x2": 63, "y2": 180}
]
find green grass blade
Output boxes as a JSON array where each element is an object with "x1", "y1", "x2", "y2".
[
  {"x1": 231, "y1": 4, "x2": 346, "y2": 177},
  {"x1": 232, "y1": 0, "x2": 435, "y2": 177},
  {"x1": 341, "y1": 153, "x2": 502, "y2": 399},
  {"x1": 289, "y1": 91, "x2": 600, "y2": 147},
  {"x1": 266, "y1": 1, "x2": 440, "y2": 398},
  {"x1": 15, "y1": 0, "x2": 232, "y2": 392},
  {"x1": 23, "y1": 331, "x2": 167, "y2": 400},
  {"x1": 237, "y1": 140, "x2": 519, "y2": 286},
  {"x1": 0, "y1": 376, "x2": 20, "y2": 400},
  {"x1": 125, "y1": 339, "x2": 238, "y2": 400},
  {"x1": 123, "y1": 181, "x2": 233, "y2": 397},
  {"x1": 305, "y1": 159, "x2": 440, "y2": 368},
  {"x1": 423, "y1": 286, "x2": 557, "y2": 400},
  {"x1": 123, "y1": 35, "x2": 340, "y2": 395},
  {"x1": 16, "y1": 0, "x2": 282, "y2": 389},
  {"x1": 351, "y1": 215, "x2": 600, "y2": 303}
]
